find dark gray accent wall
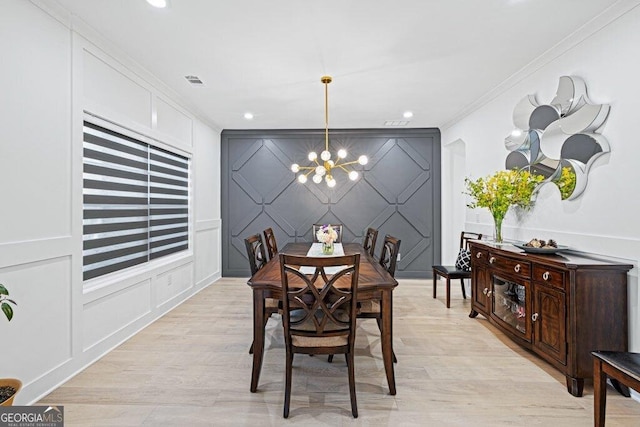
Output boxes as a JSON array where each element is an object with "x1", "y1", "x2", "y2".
[{"x1": 221, "y1": 128, "x2": 441, "y2": 278}]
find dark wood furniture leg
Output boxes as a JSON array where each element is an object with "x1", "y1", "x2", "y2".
[
  {"x1": 460, "y1": 278, "x2": 466, "y2": 299},
  {"x1": 566, "y1": 376, "x2": 584, "y2": 397},
  {"x1": 250, "y1": 290, "x2": 266, "y2": 392},
  {"x1": 593, "y1": 356, "x2": 607, "y2": 427},
  {"x1": 432, "y1": 271, "x2": 437, "y2": 299},
  {"x1": 381, "y1": 289, "x2": 396, "y2": 395}
]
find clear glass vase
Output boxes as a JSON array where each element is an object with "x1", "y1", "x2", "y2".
[
  {"x1": 493, "y1": 216, "x2": 504, "y2": 243},
  {"x1": 322, "y1": 241, "x2": 334, "y2": 255}
]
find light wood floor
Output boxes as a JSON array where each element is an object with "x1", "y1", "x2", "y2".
[{"x1": 39, "y1": 278, "x2": 640, "y2": 426}]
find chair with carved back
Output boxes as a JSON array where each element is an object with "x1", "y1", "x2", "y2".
[
  {"x1": 432, "y1": 231, "x2": 482, "y2": 308},
  {"x1": 244, "y1": 233, "x2": 280, "y2": 354},
  {"x1": 312, "y1": 223, "x2": 343, "y2": 243},
  {"x1": 362, "y1": 227, "x2": 378, "y2": 257},
  {"x1": 263, "y1": 227, "x2": 278, "y2": 260},
  {"x1": 280, "y1": 253, "x2": 360, "y2": 418},
  {"x1": 330, "y1": 234, "x2": 400, "y2": 364}
]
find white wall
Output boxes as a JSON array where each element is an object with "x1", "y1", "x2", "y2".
[
  {"x1": 0, "y1": 0, "x2": 221, "y2": 404},
  {"x1": 441, "y1": 4, "x2": 640, "y2": 355}
]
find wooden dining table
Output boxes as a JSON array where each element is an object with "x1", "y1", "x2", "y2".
[{"x1": 247, "y1": 242, "x2": 399, "y2": 395}]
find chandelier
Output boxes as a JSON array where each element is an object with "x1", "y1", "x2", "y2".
[{"x1": 291, "y1": 76, "x2": 368, "y2": 188}]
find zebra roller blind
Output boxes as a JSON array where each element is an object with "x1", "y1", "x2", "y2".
[{"x1": 83, "y1": 121, "x2": 189, "y2": 281}]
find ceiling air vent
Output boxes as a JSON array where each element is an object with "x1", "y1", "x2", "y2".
[
  {"x1": 384, "y1": 120, "x2": 409, "y2": 126},
  {"x1": 185, "y1": 75, "x2": 204, "y2": 86}
]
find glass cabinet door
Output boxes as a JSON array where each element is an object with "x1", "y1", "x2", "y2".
[{"x1": 491, "y1": 275, "x2": 531, "y2": 340}]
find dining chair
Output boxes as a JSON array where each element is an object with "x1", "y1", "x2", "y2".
[
  {"x1": 330, "y1": 234, "x2": 400, "y2": 364},
  {"x1": 244, "y1": 233, "x2": 280, "y2": 354},
  {"x1": 279, "y1": 253, "x2": 360, "y2": 418},
  {"x1": 362, "y1": 227, "x2": 378, "y2": 257},
  {"x1": 263, "y1": 227, "x2": 278, "y2": 260},
  {"x1": 432, "y1": 231, "x2": 482, "y2": 308},
  {"x1": 312, "y1": 223, "x2": 343, "y2": 243}
]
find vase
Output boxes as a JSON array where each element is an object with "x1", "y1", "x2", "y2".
[
  {"x1": 322, "y1": 241, "x2": 334, "y2": 255},
  {"x1": 493, "y1": 216, "x2": 504, "y2": 243}
]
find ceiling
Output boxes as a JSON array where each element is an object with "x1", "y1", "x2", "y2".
[{"x1": 47, "y1": 0, "x2": 623, "y2": 130}]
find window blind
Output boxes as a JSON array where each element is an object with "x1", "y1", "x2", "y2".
[{"x1": 82, "y1": 121, "x2": 189, "y2": 281}]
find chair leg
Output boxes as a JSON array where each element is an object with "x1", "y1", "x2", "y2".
[
  {"x1": 460, "y1": 278, "x2": 467, "y2": 299},
  {"x1": 346, "y1": 351, "x2": 358, "y2": 418},
  {"x1": 328, "y1": 354, "x2": 334, "y2": 363},
  {"x1": 446, "y1": 278, "x2": 451, "y2": 308},
  {"x1": 249, "y1": 341, "x2": 254, "y2": 354},
  {"x1": 284, "y1": 351, "x2": 293, "y2": 418},
  {"x1": 432, "y1": 270, "x2": 437, "y2": 299}
]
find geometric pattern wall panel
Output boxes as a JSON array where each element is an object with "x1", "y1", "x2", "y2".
[{"x1": 221, "y1": 129, "x2": 441, "y2": 278}]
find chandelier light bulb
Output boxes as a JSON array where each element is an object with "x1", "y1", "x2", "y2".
[
  {"x1": 358, "y1": 155, "x2": 368, "y2": 165},
  {"x1": 312, "y1": 174, "x2": 323, "y2": 184},
  {"x1": 338, "y1": 149, "x2": 347, "y2": 159},
  {"x1": 320, "y1": 150, "x2": 331, "y2": 161},
  {"x1": 291, "y1": 164, "x2": 300, "y2": 173},
  {"x1": 308, "y1": 152, "x2": 318, "y2": 161},
  {"x1": 315, "y1": 165, "x2": 326, "y2": 176},
  {"x1": 327, "y1": 177, "x2": 337, "y2": 188},
  {"x1": 349, "y1": 170, "x2": 359, "y2": 180},
  {"x1": 297, "y1": 174, "x2": 307, "y2": 184}
]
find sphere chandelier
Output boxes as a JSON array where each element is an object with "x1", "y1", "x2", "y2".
[{"x1": 291, "y1": 76, "x2": 368, "y2": 188}]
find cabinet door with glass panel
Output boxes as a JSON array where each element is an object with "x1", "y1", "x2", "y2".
[{"x1": 490, "y1": 274, "x2": 532, "y2": 342}]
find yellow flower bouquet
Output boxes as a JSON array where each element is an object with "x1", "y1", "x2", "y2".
[{"x1": 464, "y1": 169, "x2": 544, "y2": 242}]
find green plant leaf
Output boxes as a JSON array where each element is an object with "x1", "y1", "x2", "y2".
[
  {"x1": 0, "y1": 284, "x2": 8, "y2": 296},
  {"x1": 2, "y1": 302, "x2": 13, "y2": 321}
]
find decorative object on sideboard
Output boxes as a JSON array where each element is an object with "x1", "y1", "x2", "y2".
[
  {"x1": 291, "y1": 76, "x2": 368, "y2": 188},
  {"x1": 504, "y1": 75, "x2": 610, "y2": 200},
  {"x1": 1, "y1": 283, "x2": 20, "y2": 406},
  {"x1": 464, "y1": 169, "x2": 544, "y2": 243}
]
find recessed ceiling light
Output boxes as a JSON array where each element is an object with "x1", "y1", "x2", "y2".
[
  {"x1": 244, "y1": 112, "x2": 254, "y2": 120},
  {"x1": 403, "y1": 111, "x2": 413, "y2": 119},
  {"x1": 146, "y1": 0, "x2": 167, "y2": 8}
]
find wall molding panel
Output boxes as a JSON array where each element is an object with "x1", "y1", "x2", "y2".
[{"x1": 221, "y1": 129, "x2": 441, "y2": 278}]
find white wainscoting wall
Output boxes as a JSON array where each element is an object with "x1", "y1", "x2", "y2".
[{"x1": 0, "y1": 1, "x2": 221, "y2": 404}]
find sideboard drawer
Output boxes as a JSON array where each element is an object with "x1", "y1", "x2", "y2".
[
  {"x1": 533, "y1": 264, "x2": 565, "y2": 290},
  {"x1": 471, "y1": 246, "x2": 490, "y2": 265},
  {"x1": 488, "y1": 253, "x2": 531, "y2": 279}
]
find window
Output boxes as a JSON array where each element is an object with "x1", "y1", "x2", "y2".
[{"x1": 83, "y1": 121, "x2": 189, "y2": 281}]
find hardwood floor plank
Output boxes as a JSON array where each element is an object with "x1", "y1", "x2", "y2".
[{"x1": 38, "y1": 278, "x2": 640, "y2": 425}]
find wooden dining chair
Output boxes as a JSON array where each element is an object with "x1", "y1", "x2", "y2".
[
  {"x1": 331, "y1": 234, "x2": 401, "y2": 364},
  {"x1": 244, "y1": 233, "x2": 280, "y2": 354},
  {"x1": 280, "y1": 253, "x2": 360, "y2": 418},
  {"x1": 263, "y1": 227, "x2": 278, "y2": 260},
  {"x1": 432, "y1": 231, "x2": 482, "y2": 308},
  {"x1": 362, "y1": 227, "x2": 378, "y2": 257},
  {"x1": 312, "y1": 223, "x2": 343, "y2": 243}
]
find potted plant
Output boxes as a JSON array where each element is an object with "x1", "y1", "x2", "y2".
[
  {"x1": 465, "y1": 169, "x2": 544, "y2": 243},
  {"x1": 1, "y1": 283, "x2": 21, "y2": 406}
]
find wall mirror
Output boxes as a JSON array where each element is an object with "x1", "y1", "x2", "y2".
[{"x1": 503, "y1": 76, "x2": 610, "y2": 200}]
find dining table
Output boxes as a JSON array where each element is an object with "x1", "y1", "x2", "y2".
[{"x1": 247, "y1": 242, "x2": 399, "y2": 395}]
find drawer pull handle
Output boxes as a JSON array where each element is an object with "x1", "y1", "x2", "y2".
[
  {"x1": 487, "y1": 290, "x2": 493, "y2": 297},
  {"x1": 476, "y1": 252, "x2": 482, "y2": 259},
  {"x1": 532, "y1": 313, "x2": 539, "y2": 322},
  {"x1": 542, "y1": 271, "x2": 550, "y2": 281},
  {"x1": 483, "y1": 288, "x2": 488, "y2": 295},
  {"x1": 514, "y1": 264, "x2": 521, "y2": 273},
  {"x1": 489, "y1": 257, "x2": 496, "y2": 264}
]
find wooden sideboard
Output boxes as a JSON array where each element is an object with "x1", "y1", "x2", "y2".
[{"x1": 469, "y1": 240, "x2": 632, "y2": 397}]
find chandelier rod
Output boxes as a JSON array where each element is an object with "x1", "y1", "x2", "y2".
[{"x1": 321, "y1": 75, "x2": 332, "y2": 154}]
